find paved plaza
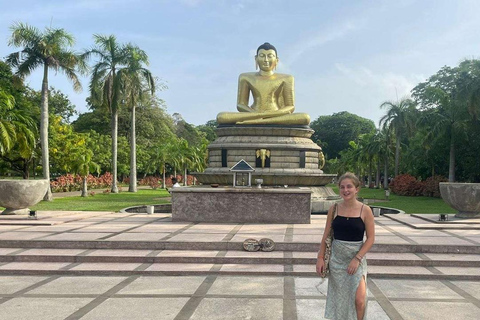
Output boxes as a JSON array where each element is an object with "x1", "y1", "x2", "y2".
[{"x1": 0, "y1": 210, "x2": 479, "y2": 319}]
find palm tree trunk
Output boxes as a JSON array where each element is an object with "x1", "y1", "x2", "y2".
[
  {"x1": 184, "y1": 166, "x2": 187, "y2": 186},
  {"x1": 394, "y1": 136, "x2": 400, "y2": 177},
  {"x1": 376, "y1": 157, "x2": 381, "y2": 188},
  {"x1": 81, "y1": 177, "x2": 88, "y2": 197},
  {"x1": 129, "y1": 104, "x2": 137, "y2": 192},
  {"x1": 111, "y1": 109, "x2": 119, "y2": 193},
  {"x1": 368, "y1": 159, "x2": 372, "y2": 188},
  {"x1": 448, "y1": 133, "x2": 455, "y2": 182},
  {"x1": 22, "y1": 160, "x2": 29, "y2": 179},
  {"x1": 41, "y1": 64, "x2": 53, "y2": 201},
  {"x1": 162, "y1": 164, "x2": 166, "y2": 189},
  {"x1": 383, "y1": 154, "x2": 389, "y2": 190}
]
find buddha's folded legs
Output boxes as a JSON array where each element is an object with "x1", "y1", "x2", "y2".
[
  {"x1": 238, "y1": 113, "x2": 310, "y2": 125},
  {"x1": 216, "y1": 111, "x2": 271, "y2": 124}
]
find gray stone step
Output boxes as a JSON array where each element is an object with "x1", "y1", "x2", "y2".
[
  {"x1": 0, "y1": 240, "x2": 479, "y2": 254},
  {"x1": 0, "y1": 262, "x2": 479, "y2": 281},
  {"x1": 1, "y1": 251, "x2": 479, "y2": 268}
]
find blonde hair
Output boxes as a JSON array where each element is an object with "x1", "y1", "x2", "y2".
[{"x1": 338, "y1": 172, "x2": 361, "y2": 188}]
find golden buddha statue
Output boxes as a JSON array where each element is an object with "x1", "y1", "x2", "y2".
[{"x1": 216, "y1": 42, "x2": 310, "y2": 125}]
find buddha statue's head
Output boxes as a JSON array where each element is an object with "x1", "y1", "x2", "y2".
[{"x1": 255, "y1": 42, "x2": 278, "y2": 73}]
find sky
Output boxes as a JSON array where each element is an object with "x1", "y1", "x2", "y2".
[{"x1": 1, "y1": 0, "x2": 480, "y2": 127}]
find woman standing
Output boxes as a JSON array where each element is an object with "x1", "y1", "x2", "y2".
[{"x1": 316, "y1": 172, "x2": 375, "y2": 320}]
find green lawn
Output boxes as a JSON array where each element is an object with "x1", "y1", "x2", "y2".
[
  {"x1": 330, "y1": 185, "x2": 456, "y2": 214},
  {"x1": 29, "y1": 189, "x2": 171, "y2": 212}
]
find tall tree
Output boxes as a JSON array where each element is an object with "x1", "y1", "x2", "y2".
[
  {"x1": 311, "y1": 111, "x2": 376, "y2": 159},
  {"x1": 119, "y1": 45, "x2": 155, "y2": 192},
  {"x1": 84, "y1": 34, "x2": 128, "y2": 193},
  {"x1": 379, "y1": 97, "x2": 417, "y2": 177},
  {"x1": 7, "y1": 22, "x2": 84, "y2": 199},
  {"x1": 412, "y1": 65, "x2": 471, "y2": 182}
]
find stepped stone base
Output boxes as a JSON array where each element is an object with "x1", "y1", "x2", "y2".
[
  {"x1": 171, "y1": 186, "x2": 311, "y2": 223},
  {"x1": 194, "y1": 125, "x2": 336, "y2": 187}
]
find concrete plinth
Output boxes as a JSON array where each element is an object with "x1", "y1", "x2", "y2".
[{"x1": 171, "y1": 187, "x2": 311, "y2": 224}]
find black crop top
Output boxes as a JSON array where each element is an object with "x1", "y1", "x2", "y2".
[{"x1": 332, "y1": 205, "x2": 366, "y2": 241}]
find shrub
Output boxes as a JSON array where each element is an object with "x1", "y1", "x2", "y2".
[
  {"x1": 423, "y1": 175, "x2": 448, "y2": 198},
  {"x1": 390, "y1": 174, "x2": 425, "y2": 196},
  {"x1": 50, "y1": 172, "x2": 114, "y2": 192},
  {"x1": 139, "y1": 176, "x2": 162, "y2": 189}
]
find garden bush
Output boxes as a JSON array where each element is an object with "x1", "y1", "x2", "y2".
[
  {"x1": 390, "y1": 174, "x2": 446, "y2": 197},
  {"x1": 423, "y1": 175, "x2": 447, "y2": 198},
  {"x1": 139, "y1": 176, "x2": 162, "y2": 189},
  {"x1": 50, "y1": 172, "x2": 113, "y2": 192},
  {"x1": 390, "y1": 174, "x2": 424, "y2": 196}
]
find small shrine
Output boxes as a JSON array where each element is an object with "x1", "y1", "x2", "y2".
[{"x1": 230, "y1": 159, "x2": 255, "y2": 187}]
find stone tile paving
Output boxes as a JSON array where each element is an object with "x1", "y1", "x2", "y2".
[
  {"x1": 157, "y1": 250, "x2": 220, "y2": 257},
  {"x1": 0, "y1": 212, "x2": 480, "y2": 318},
  {"x1": 0, "y1": 231, "x2": 54, "y2": 240},
  {"x1": 86, "y1": 249, "x2": 153, "y2": 257},
  {"x1": 0, "y1": 262, "x2": 71, "y2": 270},
  {"x1": 390, "y1": 301, "x2": 480, "y2": 320},
  {"x1": 19, "y1": 249, "x2": 87, "y2": 256},
  {"x1": 0, "y1": 275, "x2": 479, "y2": 319}
]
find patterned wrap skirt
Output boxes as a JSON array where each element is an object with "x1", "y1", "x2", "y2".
[{"x1": 324, "y1": 239, "x2": 367, "y2": 320}]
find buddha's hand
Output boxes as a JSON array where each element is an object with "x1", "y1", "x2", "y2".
[{"x1": 237, "y1": 104, "x2": 255, "y2": 113}]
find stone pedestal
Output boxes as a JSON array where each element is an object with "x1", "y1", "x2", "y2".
[
  {"x1": 171, "y1": 186, "x2": 311, "y2": 224},
  {"x1": 0, "y1": 179, "x2": 49, "y2": 215},
  {"x1": 440, "y1": 182, "x2": 480, "y2": 218}
]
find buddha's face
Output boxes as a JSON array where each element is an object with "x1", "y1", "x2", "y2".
[{"x1": 256, "y1": 49, "x2": 278, "y2": 72}]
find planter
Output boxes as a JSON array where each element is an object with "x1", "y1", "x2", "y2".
[
  {"x1": 0, "y1": 179, "x2": 49, "y2": 215},
  {"x1": 439, "y1": 182, "x2": 480, "y2": 218}
]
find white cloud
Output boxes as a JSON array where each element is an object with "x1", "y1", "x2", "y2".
[
  {"x1": 334, "y1": 63, "x2": 422, "y2": 99},
  {"x1": 285, "y1": 20, "x2": 362, "y2": 66}
]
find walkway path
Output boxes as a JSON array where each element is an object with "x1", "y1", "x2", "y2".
[{"x1": 0, "y1": 211, "x2": 479, "y2": 319}]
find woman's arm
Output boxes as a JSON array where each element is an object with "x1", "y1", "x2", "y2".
[{"x1": 357, "y1": 206, "x2": 375, "y2": 258}]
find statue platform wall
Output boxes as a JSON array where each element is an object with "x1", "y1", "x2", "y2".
[{"x1": 171, "y1": 186, "x2": 311, "y2": 224}]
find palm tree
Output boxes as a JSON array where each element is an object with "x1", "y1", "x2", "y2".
[
  {"x1": 379, "y1": 97, "x2": 417, "y2": 177},
  {"x1": 412, "y1": 65, "x2": 473, "y2": 182},
  {"x1": 84, "y1": 34, "x2": 128, "y2": 193},
  {"x1": 7, "y1": 22, "x2": 84, "y2": 200},
  {"x1": 119, "y1": 45, "x2": 155, "y2": 192},
  {"x1": 417, "y1": 103, "x2": 469, "y2": 182},
  {"x1": 176, "y1": 138, "x2": 191, "y2": 186},
  {"x1": 0, "y1": 90, "x2": 18, "y2": 155},
  {"x1": 357, "y1": 132, "x2": 377, "y2": 187},
  {"x1": 363, "y1": 129, "x2": 386, "y2": 188},
  {"x1": 0, "y1": 89, "x2": 37, "y2": 165},
  {"x1": 155, "y1": 141, "x2": 174, "y2": 189},
  {"x1": 70, "y1": 148, "x2": 100, "y2": 197}
]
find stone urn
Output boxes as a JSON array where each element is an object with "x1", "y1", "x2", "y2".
[
  {"x1": 0, "y1": 179, "x2": 49, "y2": 215},
  {"x1": 439, "y1": 182, "x2": 480, "y2": 218}
]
